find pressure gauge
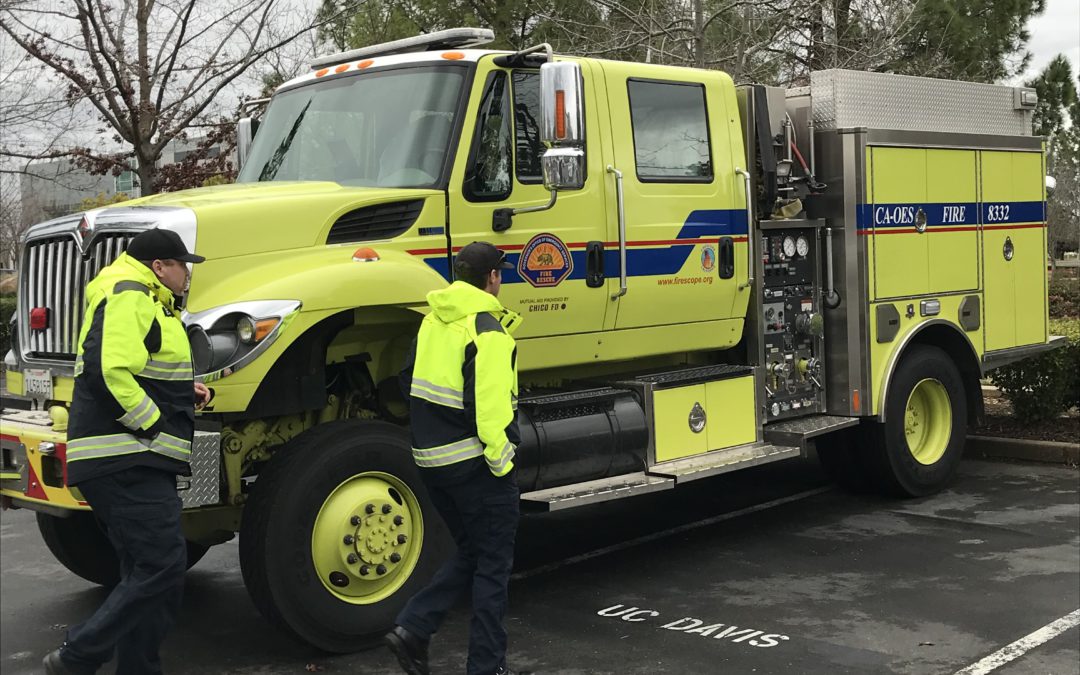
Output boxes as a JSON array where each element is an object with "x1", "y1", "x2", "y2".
[
  {"x1": 782, "y1": 236, "x2": 797, "y2": 258},
  {"x1": 796, "y1": 235, "x2": 810, "y2": 257}
]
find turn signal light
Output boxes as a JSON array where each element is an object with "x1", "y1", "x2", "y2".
[
  {"x1": 29, "y1": 307, "x2": 50, "y2": 330},
  {"x1": 555, "y1": 90, "x2": 566, "y2": 139}
]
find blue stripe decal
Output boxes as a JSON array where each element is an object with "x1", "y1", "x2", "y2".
[
  {"x1": 982, "y1": 201, "x2": 1045, "y2": 225},
  {"x1": 858, "y1": 201, "x2": 1044, "y2": 230},
  {"x1": 425, "y1": 208, "x2": 748, "y2": 283}
]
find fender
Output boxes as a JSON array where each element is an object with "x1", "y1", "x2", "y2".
[{"x1": 875, "y1": 318, "x2": 981, "y2": 423}]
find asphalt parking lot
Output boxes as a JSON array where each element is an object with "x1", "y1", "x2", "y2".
[{"x1": 2, "y1": 457, "x2": 1077, "y2": 675}]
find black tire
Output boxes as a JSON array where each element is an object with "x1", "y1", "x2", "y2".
[
  {"x1": 37, "y1": 511, "x2": 211, "y2": 587},
  {"x1": 865, "y1": 345, "x2": 967, "y2": 497},
  {"x1": 239, "y1": 420, "x2": 452, "y2": 653},
  {"x1": 815, "y1": 425, "x2": 874, "y2": 493},
  {"x1": 38, "y1": 511, "x2": 121, "y2": 586}
]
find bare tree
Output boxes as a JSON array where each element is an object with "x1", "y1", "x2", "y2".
[{"x1": 0, "y1": 0, "x2": 359, "y2": 195}]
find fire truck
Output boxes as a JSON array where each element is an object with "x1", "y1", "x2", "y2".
[{"x1": 1, "y1": 28, "x2": 1062, "y2": 652}]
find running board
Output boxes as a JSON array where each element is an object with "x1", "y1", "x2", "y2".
[
  {"x1": 520, "y1": 473, "x2": 674, "y2": 512},
  {"x1": 647, "y1": 443, "x2": 801, "y2": 484},
  {"x1": 763, "y1": 414, "x2": 860, "y2": 452}
]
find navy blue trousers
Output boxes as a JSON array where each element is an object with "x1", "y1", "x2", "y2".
[
  {"x1": 397, "y1": 468, "x2": 520, "y2": 675},
  {"x1": 61, "y1": 466, "x2": 186, "y2": 675}
]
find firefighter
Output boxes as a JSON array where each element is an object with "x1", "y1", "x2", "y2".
[
  {"x1": 44, "y1": 228, "x2": 210, "y2": 675},
  {"x1": 386, "y1": 241, "x2": 527, "y2": 675}
]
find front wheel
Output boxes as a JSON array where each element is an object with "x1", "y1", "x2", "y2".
[
  {"x1": 38, "y1": 511, "x2": 210, "y2": 587},
  {"x1": 239, "y1": 420, "x2": 451, "y2": 653},
  {"x1": 866, "y1": 345, "x2": 967, "y2": 497}
]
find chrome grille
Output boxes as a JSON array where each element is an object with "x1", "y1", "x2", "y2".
[{"x1": 22, "y1": 233, "x2": 135, "y2": 360}]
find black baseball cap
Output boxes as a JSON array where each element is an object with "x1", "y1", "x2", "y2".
[
  {"x1": 454, "y1": 241, "x2": 513, "y2": 276},
  {"x1": 126, "y1": 228, "x2": 205, "y2": 263}
]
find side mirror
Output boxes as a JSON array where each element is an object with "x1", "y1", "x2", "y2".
[
  {"x1": 237, "y1": 117, "x2": 260, "y2": 170},
  {"x1": 542, "y1": 147, "x2": 585, "y2": 191},
  {"x1": 1046, "y1": 174, "x2": 1056, "y2": 195},
  {"x1": 540, "y1": 61, "x2": 586, "y2": 191},
  {"x1": 541, "y1": 61, "x2": 584, "y2": 146}
]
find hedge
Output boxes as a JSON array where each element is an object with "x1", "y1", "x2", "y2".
[{"x1": 991, "y1": 318, "x2": 1080, "y2": 423}]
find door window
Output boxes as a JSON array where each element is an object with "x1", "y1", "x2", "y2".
[
  {"x1": 627, "y1": 80, "x2": 712, "y2": 182},
  {"x1": 464, "y1": 72, "x2": 513, "y2": 201}
]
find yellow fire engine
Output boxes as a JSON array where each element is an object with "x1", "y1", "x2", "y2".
[{"x1": 1, "y1": 28, "x2": 1061, "y2": 651}]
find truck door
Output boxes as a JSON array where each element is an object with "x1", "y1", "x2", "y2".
[
  {"x1": 600, "y1": 61, "x2": 748, "y2": 333},
  {"x1": 444, "y1": 58, "x2": 611, "y2": 339}
]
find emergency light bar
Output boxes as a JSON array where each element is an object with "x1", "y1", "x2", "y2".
[{"x1": 311, "y1": 27, "x2": 495, "y2": 70}]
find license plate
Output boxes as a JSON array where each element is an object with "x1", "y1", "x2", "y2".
[{"x1": 23, "y1": 368, "x2": 53, "y2": 399}]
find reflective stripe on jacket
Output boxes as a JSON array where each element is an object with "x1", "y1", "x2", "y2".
[
  {"x1": 66, "y1": 253, "x2": 195, "y2": 484},
  {"x1": 403, "y1": 281, "x2": 521, "y2": 478}
]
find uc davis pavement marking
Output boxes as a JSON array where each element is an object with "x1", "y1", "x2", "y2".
[
  {"x1": 512, "y1": 486, "x2": 831, "y2": 581},
  {"x1": 954, "y1": 609, "x2": 1080, "y2": 675},
  {"x1": 596, "y1": 604, "x2": 790, "y2": 649}
]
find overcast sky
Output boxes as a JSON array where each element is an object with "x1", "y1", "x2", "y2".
[{"x1": 1013, "y1": 0, "x2": 1080, "y2": 84}]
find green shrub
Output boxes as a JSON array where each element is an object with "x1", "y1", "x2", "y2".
[
  {"x1": 0, "y1": 294, "x2": 15, "y2": 361},
  {"x1": 1049, "y1": 275, "x2": 1080, "y2": 318},
  {"x1": 991, "y1": 318, "x2": 1080, "y2": 423}
]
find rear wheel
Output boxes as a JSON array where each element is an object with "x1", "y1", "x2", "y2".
[
  {"x1": 37, "y1": 511, "x2": 211, "y2": 587},
  {"x1": 866, "y1": 345, "x2": 967, "y2": 497},
  {"x1": 239, "y1": 420, "x2": 451, "y2": 653}
]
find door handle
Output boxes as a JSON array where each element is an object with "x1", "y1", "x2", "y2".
[
  {"x1": 586, "y1": 241, "x2": 605, "y2": 288},
  {"x1": 718, "y1": 237, "x2": 734, "y2": 279},
  {"x1": 608, "y1": 165, "x2": 627, "y2": 300},
  {"x1": 735, "y1": 168, "x2": 754, "y2": 290}
]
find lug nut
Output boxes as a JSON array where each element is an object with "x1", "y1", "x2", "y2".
[
  {"x1": 390, "y1": 552, "x2": 401, "y2": 563},
  {"x1": 397, "y1": 534, "x2": 408, "y2": 544},
  {"x1": 376, "y1": 564, "x2": 387, "y2": 575},
  {"x1": 350, "y1": 515, "x2": 361, "y2": 526},
  {"x1": 359, "y1": 565, "x2": 370, "y2": 576},
  {"x1": 393, "y1": 515, "x2": 404, "y2": 526},
  {"x1": 343, "y1": 535, "x2": 355, "y2": 545},
  {"x1": 365, "y1": 503, "x2": 375, "y2": 515},
  {"x1": 347, "y1": 553, "x2": 358, "y2": 564},
  {"x1": 381, "y1": 504, "x2": 392, "y2": 514}
]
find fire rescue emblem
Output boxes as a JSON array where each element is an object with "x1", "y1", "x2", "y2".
[
  {"x1": 519, "y1": 233, "x2": 573, "y2": 288},
  {"x1": 701, "y1": 245, "x2": 716, "y2": 273}
]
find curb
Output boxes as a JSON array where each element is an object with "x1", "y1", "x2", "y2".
[{"x1": 966, "y1": 435, "x2": 1080, "y2": 465}]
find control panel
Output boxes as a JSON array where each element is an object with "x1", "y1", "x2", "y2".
[{"x1": 761, "y1": 228, "x2": 824, "y2": 420}]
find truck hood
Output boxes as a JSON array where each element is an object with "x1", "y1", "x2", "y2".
[{"x1": 125, "y1": 181, "x2": 442, "y2": 260}]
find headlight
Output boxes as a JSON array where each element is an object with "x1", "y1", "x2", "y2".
[{"x1": 183, "y1": 300, "x2": 300, "y2": 381}]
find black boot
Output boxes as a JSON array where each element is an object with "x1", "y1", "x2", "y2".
[
  {"x1": 384, "y1": 626, "x2": 430, "y2": 675},
  {"x1": 42, "y1": 649, "x2": 84, "y2": 675}
]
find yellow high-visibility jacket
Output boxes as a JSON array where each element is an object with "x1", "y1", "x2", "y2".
[
  {"x1": 66, "y1": 253, "x2": 194, "y2": 485},
  {"x1": 402, "y1": 281, "x2": 521, "y2": 480}
]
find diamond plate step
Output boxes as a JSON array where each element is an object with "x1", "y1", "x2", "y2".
[
  {"x1": 520, "y1": 472, "x2": 674, "y2": 512},
  {"x1": 763, "y1": 414, "x2": 859, "y2": 451},
  {"x1": 647, "y1": 443, "x2": 801, "y2": 484}
]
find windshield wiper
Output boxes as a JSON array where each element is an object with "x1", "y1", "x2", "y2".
[{"x1": 257, "y1": 99, "x2": 313, "y2": 181}]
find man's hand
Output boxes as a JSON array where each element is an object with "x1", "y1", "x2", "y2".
[{"x1": 194, "y1": 382, "x2": 212, "y2": 411}]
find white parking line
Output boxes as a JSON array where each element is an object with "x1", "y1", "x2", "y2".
[
  {"x1": 954, "y1": 609, "x2": 1080, "y2": 675},
  {"x1": 512, "y1": 486, "x2": 832, "y2": 581}
]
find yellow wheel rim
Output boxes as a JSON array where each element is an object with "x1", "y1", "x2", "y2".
[
  {"x1": 311, "y1": 472, "x2": 423, "y2": 604},
  {"x1": 904, "y1": 378, "x2": 952, "y2": 465}
]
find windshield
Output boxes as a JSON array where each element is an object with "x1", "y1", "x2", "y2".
[{"x1": 238, "y1": 66, "x2": 466, "y2": 188}]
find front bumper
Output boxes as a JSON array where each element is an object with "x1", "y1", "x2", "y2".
[
  {"x1": 0, "y1": 408, "x2": 87, "y2": 513},
  {"x1": 1, "y1": 408, "x2": 225, "y2": 513}
]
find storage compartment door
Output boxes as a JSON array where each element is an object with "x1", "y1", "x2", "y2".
[
  {"x1": 704, "y1": 376, "x2": 756, "y2": 452},
  {"x1": 980, "y1": 150, "x2": 1047, "y2": 351},
  {"x1": 926, "y1": 149, "x2": 979, "y2": 293},
  {"x1": 652, "y1": 385, "x2": 708, "y2": 462},
  {"x1": 871, "y1": 147, "x2": 929, "y2": 299}
]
